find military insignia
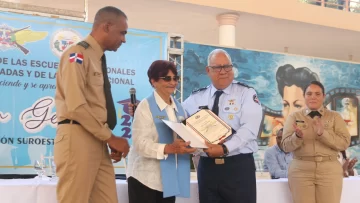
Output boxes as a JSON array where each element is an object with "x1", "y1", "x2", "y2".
[
  {"x1": 191, "y1": 86, "x2": 209, "y2": 94},
  {"x1": 69, "y1": 53, "x2": 83, "y2": 64},
  {"x1": 295, "y1": 120, "x2": 306, "y2": 128},
  {"x1": 234, "y1": 107, "x2": 238, "y2": 111},
  {"x1": 228, "y1": 99, "x2": 235, "y2": 105},
  {"x1": 77, "y1": 41, "x2": 89, "y2": 49},
  {"x1": 228, "y1": 114, "x2": 234, "y2": 120},
  {"x1": 225, "y1": 107, "x2": 230, "y2": 111},
  {"x1": 324, "y1": 120, "x2": 331, "y2": 128},
  {"x1": 234, "y1": 81, "x2": 252, "y2": 89},
  {"x1": 156, "y1": 115, "x2": 166, "y2": 119},
  {"x1": 253, "y1": 94, "x2": 260, "y2": 105}
]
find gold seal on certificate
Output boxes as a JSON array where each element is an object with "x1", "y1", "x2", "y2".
[
  {"x1": 185, "y1": 109, "x2": 232, "y2": 144},
  {"x1": 162, "y1": 109, "x2": 234, "y2": 148}
]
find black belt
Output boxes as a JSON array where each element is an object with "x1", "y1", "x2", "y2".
[{"x1": 58, "y1": 119, "x2": 80, "y2": 125}]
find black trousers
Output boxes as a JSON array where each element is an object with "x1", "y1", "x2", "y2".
[
  {"x1": 128, "y1": 176, "x2": 176, "y2": 203},
  {"x1": 197, "y1": 153, "x2": 256, "y2": 203}
]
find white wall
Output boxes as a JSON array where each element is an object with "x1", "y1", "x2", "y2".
[
  {"x1": 3, "y1": 0, "x2": 360, "y2": 62},
  {"x1": 2, "y1": 0, "x2": 85, "y2": 12},
  {"x1": 172, "y1": 0, "x2": 360, "y2": 32}
]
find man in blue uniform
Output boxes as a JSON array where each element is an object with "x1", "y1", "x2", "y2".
[{"x1": 182, "y1": 49, "x2": 263, "y2": 203}]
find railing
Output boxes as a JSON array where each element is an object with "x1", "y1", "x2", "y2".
[{"x1": 299, "y1": 0, "x2": 360, "y2": 13}]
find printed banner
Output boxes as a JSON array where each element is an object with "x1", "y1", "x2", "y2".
[
  {"x1": 183, "y1": 42, "x2": 360, "y2": 173},
  {"x1": 0, "y1": 12, "x2": 167, "y2": 174}
]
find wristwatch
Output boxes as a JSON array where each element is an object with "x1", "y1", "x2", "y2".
[{"x1": 220, "y1": 144, "x2": 229, "y2": 156}]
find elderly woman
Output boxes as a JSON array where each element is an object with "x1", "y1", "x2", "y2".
[
  {"x1": 282, "y1": 81, "x2": 350, "y2": 203},
  {"x1": 126, "y1": 60, "x2": 196, "y2": 203}
]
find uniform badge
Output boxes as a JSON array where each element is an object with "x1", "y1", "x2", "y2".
[
  {"x1": 324, "y1": 120, "x2": 331, "y2": 128},
  {"x1": 228, "y1": 114, "x2": 234, "y2": 120},
  {"x1": 234, "y1": 107, "x2": 238, "y2": 111},
  {"x1": 295, "y1": 120, "x2": 306, "y2": 128},
  {"x1": 69, "y1": 53, "x2": 83, "y2": 64},
  {"x1": 253, "y1": 94, "x2": 260, "y2": 105},
  {"x1": 156, "y1": 115, "x2": 166, "y2": 119},
  {"x1": 228, "y1": 99, "x2": 235, "y2": 105}
]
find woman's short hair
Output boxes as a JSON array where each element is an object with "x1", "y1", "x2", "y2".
[{"x1": 147, "y1": 60, "x2": 177, "y2": 86}]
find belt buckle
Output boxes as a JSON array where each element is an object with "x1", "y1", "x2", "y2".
[
  {"x1": 215, "y1": 158, "x2": 224, "y2": 165},
  {"x1": 315, "y1": 157, "x2": 323, "y2": 162}
]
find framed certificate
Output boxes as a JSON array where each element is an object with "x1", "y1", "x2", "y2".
[
  {"x1": 184, "y1": 109, "x2": 233, "y2": 144},
  {"x1": 162, "y1": 109, "x2": 235, "y2": 148}
]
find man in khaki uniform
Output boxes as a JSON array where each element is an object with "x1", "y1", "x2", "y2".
[
  {"x1": 54, "y1": 6, "x2": 130, "y2": 203},
  {"x1": 282, "y1": 81, "x2": 350, "y2": 203}
]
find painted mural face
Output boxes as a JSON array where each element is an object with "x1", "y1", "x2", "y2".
[{"x1": 282, "y1": 85, "x2": 305, "y2": 121}]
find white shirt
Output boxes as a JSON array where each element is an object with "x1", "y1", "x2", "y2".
[{"x1": 126, "y1": 91, "x2": 179, "y2": 192}]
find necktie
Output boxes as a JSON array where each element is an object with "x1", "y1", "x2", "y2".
[
  {"x1": 308, "y1": 111, "x2": 321, "y2": 119},
  {"x1": 211, "y1": 90, "x2": 223, "y2": 116},
  {"x1": 101, "y1": 54, "x2": 117, "y2": 130}
]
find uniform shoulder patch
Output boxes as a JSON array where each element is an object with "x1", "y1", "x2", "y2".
[
  {"x1": 233, "y1": 81, "x2": 252, "y2": 89},
  {"x1": 69, "y1": 53, "x2": 84, "y2": 64},
  {"x1": 191, "y1": 86, "x2": 209, "y2": 94},
  {"x1": 77, "y1": 41, "x2": 90, "y2": 49}
]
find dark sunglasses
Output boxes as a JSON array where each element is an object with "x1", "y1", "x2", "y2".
[{"x1": 159, "y1": 76, "x2": 180, "y2": 82}]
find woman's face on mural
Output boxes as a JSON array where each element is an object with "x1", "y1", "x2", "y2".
[{"x1": 282, "y1": 85, "x2": 305, "y2": 120}]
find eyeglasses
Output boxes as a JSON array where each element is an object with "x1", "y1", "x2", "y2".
[
  {"x1": 159, "y1": 76, "x2": 180, "y2": 82},
  {"x1": 208, "y1": 64, "x2": 233, "y2": 72}
]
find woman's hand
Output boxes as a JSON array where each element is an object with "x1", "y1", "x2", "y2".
[
  {"x1": 312, "y1": 117, "x2": 324, "y2": 136},
  {"x1": 293, "y1": 123, "x2": 304, "y2": 138},
  {"x1": 164, "y1": 139, "x2": 197, "y2": 154}
]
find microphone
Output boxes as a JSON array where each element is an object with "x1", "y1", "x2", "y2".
[{"x1": 129, "y1": 88, "x2": 137, "y2": 113}]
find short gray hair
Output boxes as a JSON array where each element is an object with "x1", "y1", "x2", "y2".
[{"x1": 207, "y1": 49, "x2": 232, "y2": 66}]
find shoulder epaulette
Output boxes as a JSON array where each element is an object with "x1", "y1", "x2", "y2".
[
  {"x1": 233, "y1": 81, "x2": 252, "y2": 89},
  {"x1": 77, "y1": 41, "x2": 90, "y2": 49},
  {"x1": 191, "y1": 86, "x2": 209, "y2": 94}
]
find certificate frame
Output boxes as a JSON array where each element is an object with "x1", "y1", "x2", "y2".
[{"x1": 183, "y1": 109, "x2": 233, "y2": 144}]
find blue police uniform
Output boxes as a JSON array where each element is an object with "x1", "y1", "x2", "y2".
[{"x1": 182, "y1": 80, "x2": 263, "y2": 203}]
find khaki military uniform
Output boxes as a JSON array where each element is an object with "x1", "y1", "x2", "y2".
[
  {"x1": 282, "y1": 106, "x2": 350, "y2": 203},
  {"x1": 54, "y1": 35, "x2": 117, "y2": 203}
]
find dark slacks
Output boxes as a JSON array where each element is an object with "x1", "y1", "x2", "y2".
[
  {"x1": 128, "y1": 176, "x2": 176, "y2": 203},
  {"x1": 198, "y1": 153, "x2": 256, "y2": 203}
]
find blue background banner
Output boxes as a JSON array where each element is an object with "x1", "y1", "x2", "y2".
[
  {"x1": 183, "y1": 42, "x2": 360, "y2": 173},
  {"x1": 0, "y1": 12, "x2": 167, "y2": 174}
]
